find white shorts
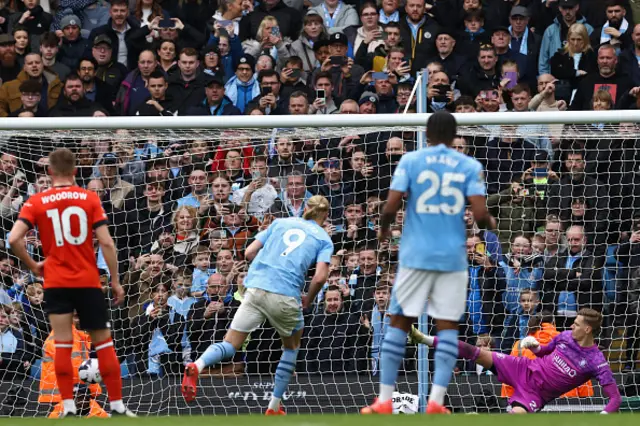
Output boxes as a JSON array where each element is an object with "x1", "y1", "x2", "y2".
[
  {"x1": 229, "y1": 288, "x2": 304, "y2": 337},
  {"x1": 389, "y1": 267, "x2": 468, "y2": 321}
]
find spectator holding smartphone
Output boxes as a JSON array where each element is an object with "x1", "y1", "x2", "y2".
[
  {"x1": 242, "y1": 17, "x2": 290, "y2": 70},
  {"x1": 309, "y1": 71, "x2": 338, "y2": 113}
]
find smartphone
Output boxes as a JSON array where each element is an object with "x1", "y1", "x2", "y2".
[
  {"x1": 316, "y1": 89, "x2": 326, "y2": 100},
  {"x1": 504, "y1": 71, "x2": 518, "y2": 90},
  {"x1": 159, "y1": 18, "x2": 174, "y2": 28},
  {"x1": 475, "y1": 243, "x2": 486, "y2": 255},
  {"x1": 532, "y1": 167, "x2": 548, "y2": 178},
  {"x1": 391, "y1": 236, "x2": 401, "y2": 245},
  {"x1": 330, "y1": 55, "x2": 345, "y2": 66},
  {"x1": 372, "y1": 72, "x2": 388, "y2": 81},
  {"x1": 251, "y1": 170, "x2": 263, "y2": 180},
  {"x1": 271, "y1": 26, "x2": 280, "y2": 37},
  {"x1": 289, "y1": 68, "x2": 302, "y2": 79},
  {"x1": 218, "y1": 20, "x2": 232, "y2": 27},
  {"x1": 380, "y1": 31, "x2": 388, "y2": 40},
  {"x1": 261, "y1": 86, "x2": 272, "y2": 96}
]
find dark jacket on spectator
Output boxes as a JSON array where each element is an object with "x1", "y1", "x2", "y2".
[
  {"x1": 125, "y1": 201, "x2": 173, "y2": 257},
  {"x1": 303, "y1": 310, "x2": 364, "y2": 373},
  {"x1": 421, "y1": 52, "x2": 468, "y2": 82},
  {"x1": 570, "y1": 71, "x2": 632, "y2": 110},
  {"x1": 398, "y1": 16, "x2": 439, "y2": 73},
  {"x1": 619, "y1": 46, "x2": 640, "y2": 86},
  {"x1": 134, "y1": 96, "x2": 179, "y2": 116},
  {"x1": 8, "y1": 7, "x2": 53, "y2": 52},
  {"x1": 456, "y1": 62, "x2": 501, "y2": 97},
  {"x1": 85, "y1": 17, "x2": 145, "y2": 70},
  {"x1": 484, "y1": 138, "x2": 537, "y2": 194},
  {"x1": 549, "y1": 48, "x2": 597, "y2": 98},
  {"x1": 542, "y1": 247, "x2": 603, "y2": 314},
  {"x1": 96, "y1": 60, "x2": 129, "y2": 92},
  {"x1": 115, "y1": 68, "x2": 151, "y2": 116},
  {"x1": 85, "y1": 78, "x2": 117, "y2": 115},
  {"x1": 188, "y1": 294, "x2": 240, "y2": 359},
  {"x1": 185, "y1": 96, "x2": 241, "y2": 116},
  {"x1": 48, "y1": 97, "x2": 98, "y2": 117},
  {"x1": 166, "y1": 72, "x2": 208, "y2": 115},
  {"x1": 239, "y1": 0, "x2": 302, "y2": 42},
  {"x1": 58, "y1": 37, "x2": 90, "y2": 71}
]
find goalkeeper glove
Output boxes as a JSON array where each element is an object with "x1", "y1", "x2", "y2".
[{"x1": 520, "y1": 336, "x2": 540, "y2": 352}]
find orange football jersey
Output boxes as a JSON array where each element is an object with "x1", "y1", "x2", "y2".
[{"x1": 17, "y1": 186, "x2": 108, "y2": 289}]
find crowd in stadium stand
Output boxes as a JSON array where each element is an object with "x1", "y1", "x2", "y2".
[{"x1": 0, "y1": 0, "x2": 639, "y2": 392}]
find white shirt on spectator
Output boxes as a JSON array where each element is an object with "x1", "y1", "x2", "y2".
[{"x1": 232, "y1": 184, "x2": 278, "y2": 220}]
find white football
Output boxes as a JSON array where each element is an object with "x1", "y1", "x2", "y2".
[{"x1": 78, "y1": 358, "x2": 102, "y2": 384}]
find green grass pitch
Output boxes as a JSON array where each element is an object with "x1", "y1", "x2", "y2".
[{"x1": 2, "y1": 414, "x2": 639, "y2": 426}]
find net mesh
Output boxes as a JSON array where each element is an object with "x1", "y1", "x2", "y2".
[{"x1": 0, "y1": 121, "x2": 639, "y2": 416}]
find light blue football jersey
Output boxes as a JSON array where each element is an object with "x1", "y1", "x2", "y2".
[
  {"x1": 390, "y1": 144, "x2": 486, "y2": 271},
  {"x1": 244, "y1": 217, "x2": 334, "y2": 300}
]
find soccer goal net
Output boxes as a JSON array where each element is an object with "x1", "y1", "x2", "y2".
[{"x1": 0, "y1": 113, "x2": 638, "y2": 417}]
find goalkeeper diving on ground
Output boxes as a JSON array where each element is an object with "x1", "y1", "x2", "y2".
[
  {"x1": 181, "y1": 195, "x2": 334, "y2": 415},
  {"x1": 411, "y1": 308, "x2": 621, "y2": 414}
]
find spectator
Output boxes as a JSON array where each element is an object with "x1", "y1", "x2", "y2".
[
  {"x1": 125, "y1": 179, "x2": 173, "y2": 257},
  {"x1": 91, "y1": 34, "x2": 128, "y2": 90},
  {"x1": 312, "y1": 156, "x2": 352, "y2": 221},
  {"x1": 268, "y1": 137, "x2": 308, "y2": 179},
  {"x1": 496, "y1": 234, "x2": 544, "y2": 350},
  {"x1": 304, "y1": 285, "x2": 363, "y2": 373},
  {"x1": 570, "y1": 43, "x2": 631, "y2": 110},
  {"x1": 124, "y1": 253, "x2": 170, "y2": 318},
  {"x1": 154, "y1": 204, "x2": 201, "y2": 266},
  {"x1": 57, "y1": 15, "x2": 87, "y2": 71},
  {"x1": 8, "y1": 0, "x2": 53, "y2": 52},
  {"x1": 116, "y1": 49, "x2": 157, "y2": 116},
  {"x1": 130, "y1": 0, "x2": 168, "y2": 28},
  {"x1": 529, "y1": 73, "x2": 569, "y2": 119},
  {"x1": 358, "y1": 91, "x2": 378, "y2": 114},
  {"x1": 279, "y1": 57, "x2": 311, "y2": 103},
  {"x1": 0, "y1": 34, "x2": 20, "y2": 84},
  {"x1": 539, "y1": 0, "x2": 594, "y2": 75},
  {"x1": 492, "y1": 27, "x2": 532, "y2": 87},
  {"x1": 315, "y1": 32, "x2": 364, "y2": 102},
  {"x1": 457, "y1": 44, "x2": 501, "y2": 98},
  {"x1": 309, "y1": 0, "x2": 358, "y2": 35},
  {"x1": 508, "y1": 6, "x2": 541, "y2": 87},
  {"x1": 187, "y1": 273, "x2": 242, "y2": 372},
  {"x1": 242, "y1": 16, "x2": 290, "y2": 70},
  {"x1": 397, "y1": 0, "x2": 438, "y2": 71},
  {"x1": 10, "y1": 79, "x2": 45, "y2": 117},
  {"x1": 0, "y1": 305, "x2": 28, "y2": 381},
  {"x1": 309, "y1": 71, "x2": 338, "y2": 114},
  {"x1": 267, "y1": 171, "x2": 312, "y2": 219},
  {"x1": 95, "y1": 152, "x2": 135, "y2": 209},
  {"x1": 288, "y1": 90, "x2": 309, "y2": 114},
  {"x1": 289, "y1": 10, "x2": 328, "y2": 78},
  {"x1": 224, "y1": 53, "x2": 260, "y2": 113},
  {"x1": 77, "y1": 58, "x2": 116, "y2": 115},
  {"x1": 0, "y1": 53, "x2": 62, "y2": 117},
  {"x1": 129, "y1": 282, "x2": 186, "y2": 376},
  {"x1": 457, "y1": 9, "x2": 490, "y2": 61},
  {"x1": 590, "y1": 0, "x2": 630, "y2": 55},
  {"x1": 134, "y1": 70, "x2": 178, "y2": 116},
  {"x1": 211, "y1": 0, "x2": 243, "y2": 38},
  {"x1": 464, "y1": 234, "x2": 500, "y2": 338},
  {"x1": 620, "y1": 23, "x2": 640, "y2": 86},
  {"x1": 186, "y1": 74, "x2": 241, "y2": 116},
  {"x1": 359, "y1": 280, "x2": 390, "y2": 374},
  {"x1": 177, "y1": 168, "x2": 211, "y2": 210},
  {"x1": 487, "y1": 179, "x2": 536, "y2": 252},
  {"x1": 349, "y1": 2, "x2": 384, "y2": 65},
  {"x1": 484, "y1": 126, "x2": 537, "y2": 194},
  {"x1": 157, "y1": 39, "x2": 177, "y2": 75},
  {"x1": 232, "y1": 156, "x2": 278, "y2": 220},
  {"x1": 48, "y1": 73, "x2": 98, "y2": 116},
  {"x1": 426, "y1": 71, "x2": 454, "y2": 112},
  {"x1": 12, "y1": 26, "x2": 29, "y2": 67},
  {"x1": 542, "y1": 225, "x2": 603, "y2": 329},
  {"x1": 422, "y1": 29, "x2": 467, "y2": 82},
  {"x1": 334, "y1": 198, "x2": 376, "y2": 251},
  {"x1": 247, "y1": 69, "x2": 287, "y2": 115},
  {"x1": 39, "y1": 32, "x2": 70, "y2": 80},
  {"x1": 86, "y1": 0, "x2": 143, "y2": 69},
  {"x1": 240, "y1": 0, "x2": 301, "y2": 42}
]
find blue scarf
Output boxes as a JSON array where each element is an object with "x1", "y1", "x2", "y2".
[
  {"x1": 379, "y1": 9, "x2": 399, "y2": 24},
  {"x1": 509, "y1": 26, "x2": 528, "y2": 55},
  {"x1": 465, "y1": 27, "x2": 485, "y2": 41},
  {"x1": 224, "y1": 75, "x2": 260, "y2": 113},
  {"x1": 370, "y1": 304, "x2": 389, "y2": 375},
  {"x1": 322, "y1": 1, "x2": 343, "y2": 28}
]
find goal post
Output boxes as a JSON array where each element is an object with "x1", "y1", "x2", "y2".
[{"x1": 0, "y1": 111, "x2": 638, "y2": 417}]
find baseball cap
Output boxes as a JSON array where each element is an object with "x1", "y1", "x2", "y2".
[
  {"x1": 359, "y1": 91, "x2": 379, "y2": 106},
  {"x1": 235, "y1": 53, "x2": 255, "y2": 71},
  {"x1": 558, "y1": 0, "x2": 578, "y2": 8},
  {"x1": 329, "y1": 32, "x2": 348, "y2": 46},
  {"x1": 491, "y1": 26, "x2": 511, "y2": 36},
  {"x1": 510, "y1": 5, "x2": 530, "y2": 17},
  {"x1": 534, "y1": 151, "x2": 549, "y2": 163},
  {"x1": 435, "y1": 27, "x2": 458, "y2": 39},
  {"x1": 60, "y1": 14, "x2": 81, "y2": 29},
  {"x1": 101, "y1": 153, "x2": 119, "y2": 165},
  {"x1": 0, "y1": 34, "x2": 15, "y2": 45},
  {"x1": 93, "y1": 34, "x2": 112, "y2": 47},
  {"x1": 205, "y1": 74, "x2": 225, "y2": 87}
]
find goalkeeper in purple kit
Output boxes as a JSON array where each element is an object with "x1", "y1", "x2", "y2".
[{"x1": 413, "y1": 308, "x2": 621, "y2": 413}]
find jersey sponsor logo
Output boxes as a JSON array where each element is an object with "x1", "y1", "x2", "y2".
[
  {"x1": 553, "y1": 354, "x2": 577, "y2": 377},
  {"x1": 579, "y1": 358, "x2": 587, "y2": 368},
  {"x1": 41, "y1": 191, "x2": 88, "y2": 204}
]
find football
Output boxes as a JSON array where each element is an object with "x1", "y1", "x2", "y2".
[{"x1": 78, "y1": 358, "x2": 102, "y2": 384}]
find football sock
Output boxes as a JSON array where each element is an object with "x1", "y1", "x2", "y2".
[
  {"x1": 430, "y1": 329, "x2": 459, "y2": 405},
  {"x1": 95, "y1": 338, "x2": 123, "y2": 402},
  {"x1": 379, "y1": 326, "x2": 407, "y2": 402},
  {"x1": 270, "y1": 348, "x2": 299, "y2": 410},
  {"x1": 196, "y1": 341, "x2": 236, "y2": 373},
  {"x1": 433, "y1": 336, "x2": 481, "y2": 361},
  {"x1": 53, "y1": 340, "x2": 75, "y2": 401}
]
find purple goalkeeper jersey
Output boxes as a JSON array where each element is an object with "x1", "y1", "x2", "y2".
[{"x1": 529, "y1": 331, "x2": 615, "y2": 401}]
